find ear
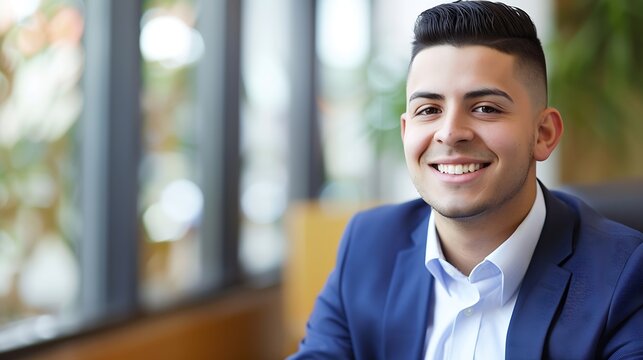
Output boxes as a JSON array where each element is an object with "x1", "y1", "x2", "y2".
[
  {"x1": 533, "y1": 108, "x2": 564, "y2": 161},
  {"x1": 400, "y1": 112, "x2": 408, "y2": 140}
]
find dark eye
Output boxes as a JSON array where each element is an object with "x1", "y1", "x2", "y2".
[
  {"x1": 418, "y1": 106, "x2": 441, "y2": 115},
  {"x1": 474, "y1": 106, "x2": 500, "y2": 114}
]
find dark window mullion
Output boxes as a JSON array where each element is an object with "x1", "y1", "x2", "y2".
[
  {"x1": 81, "y1": 0, "x2": 142, "y2": 321},
  {"x1": 290, "y1": 0, "x2": 325, "y2": 201},
  {"x1": 221, "y1": 0, "x2": 243, "y2": 286},
  {"x1": 196, "y1": 0, "x2": 242, "y2": 291}
]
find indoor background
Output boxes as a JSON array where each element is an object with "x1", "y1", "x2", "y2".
[{"x1": 0, "y1": 0, "x2": 641, "y2": 359}]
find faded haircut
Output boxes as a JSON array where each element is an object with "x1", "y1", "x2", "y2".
[{"x1": 411, "y1": 1, "x2": 547, "y2": 105}]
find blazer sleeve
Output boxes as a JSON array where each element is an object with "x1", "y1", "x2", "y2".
[
  {"x1": 603, "y1": 241, "x2": 643, "y2": 359},
  {"x1": 287, "y1": 215, "x2": 357, "y2": 359}
]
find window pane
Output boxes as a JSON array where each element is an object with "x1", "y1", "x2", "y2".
[
  {"x1": 0, "y1": 0, "x2": 84, "y2": 350},
  {"x1": 239, "y1": 0, "x2": 291, "y2": 277},
  {"x1": 317, "y1": 0, "x2": 419, "y2": 202},
  {"x1": 139, "y1": 0, "x2": 205, "y2": 308},
  {"x1": 316, "y1": 0, "x2": 376, "y2": 201}
]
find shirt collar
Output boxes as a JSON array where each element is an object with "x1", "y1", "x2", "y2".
[
  {"x1": 425, "y1": 183, "x2": 547, "y2": 304},
  {"x1": 425, "y1": 213, "x2": 448, "y2": 290}
]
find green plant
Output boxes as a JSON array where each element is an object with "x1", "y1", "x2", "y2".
[{"x1": 549, "y1": 0, "x2": 643, "y2": 151}]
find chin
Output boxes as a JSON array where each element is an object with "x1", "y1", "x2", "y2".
[{"x1": 428, "y1": 201, "x2": 488, "y2": 221}]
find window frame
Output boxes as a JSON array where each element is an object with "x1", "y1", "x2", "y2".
[{"x1": 0, "y1": 0, "x2": 324, "y2": 355}]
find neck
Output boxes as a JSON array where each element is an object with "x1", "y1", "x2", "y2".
[{"x1": 434, "y1": 182, "x2": 538, "y2": 276}]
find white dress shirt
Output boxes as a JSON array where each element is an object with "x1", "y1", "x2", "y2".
[{"x1": 424, "y1": 184, "x2": 546, "y2": 360}]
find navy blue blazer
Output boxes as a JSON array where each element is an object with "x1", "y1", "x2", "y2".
[{"x1": 290, "y1": 186, "x2": 643, "y2": 359}]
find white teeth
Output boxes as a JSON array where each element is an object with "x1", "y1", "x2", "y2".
[{"x1": 436, "y1": 163, "x2": 482, "y2": 175}]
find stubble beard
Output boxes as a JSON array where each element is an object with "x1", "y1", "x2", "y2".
[{"x1": 416, "y1": 147, "x2": 535, "y2": 222}]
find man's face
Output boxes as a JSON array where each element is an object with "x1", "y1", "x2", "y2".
[{"x1": 401, "y1": 45, "x2": 543, "y2": 221}]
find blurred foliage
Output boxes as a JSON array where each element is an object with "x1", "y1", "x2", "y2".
[
  {"x1": 549, "y1": 0, "x2": 643, "y2": 152},
  {"x1": 0, "y1": 1, "x2": 83, "y2": 324},
  {"x1": 364, "y1": 58, "x2": 406, "y2": 159}
]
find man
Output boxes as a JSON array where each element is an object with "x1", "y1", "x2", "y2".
[{"x1": 290, "y1": 1, "x2": 643, "y2": 359}]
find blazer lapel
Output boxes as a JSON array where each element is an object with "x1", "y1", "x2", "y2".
[
  {"x1": 506, "y1": 186, "x2": 575, "y2": 360},
  {"x1": 382, "y1": 213, "x2": 433, "y2": 359}
]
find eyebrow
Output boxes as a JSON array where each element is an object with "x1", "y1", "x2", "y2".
[
  {"x1": 408, "y1": 91, "x2": 444, "y2": 103},
  {"x1": 408, "y1": 88, "x2": 514, "y2": 104},
  {"x1": 464, "y1": 88, "x2": 514, "y2": 103}
]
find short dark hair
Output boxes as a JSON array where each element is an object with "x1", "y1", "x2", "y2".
[{"x1": 412, "y1": 1, "x2": 547, "y2": 102}]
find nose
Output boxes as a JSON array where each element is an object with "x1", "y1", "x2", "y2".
[{"x1": 433, "y1": 109, "x2": 474, "y2": 146}]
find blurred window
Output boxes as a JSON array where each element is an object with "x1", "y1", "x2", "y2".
[
  {"x1": 0, "y1": 0, "x2": 316, "y2": 354},
  {"x1": 238, "y1": 0, "x2": 291, "y2": 279},
  {"x1": 0, "y1": 0, "x2": 85, "y2": 351},
  {"x1": 316, "y1": 0, "x2": 377, "y2": 201},
  {"x1": 139, "y1": 0, "x2": 205, "y2": 309}
]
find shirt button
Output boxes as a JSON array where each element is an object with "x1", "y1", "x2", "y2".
[{"x1": 464, "y1": 308, "x2": 474, "y2": 316}]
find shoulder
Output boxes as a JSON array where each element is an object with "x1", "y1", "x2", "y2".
[
  {"x1": 344, "y1": 198, "x2": 430, "y2": 247},
  {"x1": 350, "y1": 198, "x2": 429, "y2": 229},
  {"x1": 551, "y1": 190, "x2": 643, "y2": 247},
  {"x1": 337, "y1": 198, "x2": 429, "y2": 268},
  {"x1": 548, "y1": 189, "x2": 643, "y2": 284},
  {"x1": 550, "y1": 190, "x2": 643, "y2": 357}
]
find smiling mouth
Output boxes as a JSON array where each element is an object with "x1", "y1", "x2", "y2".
[{"x1": 431, "y1": 163, "x2": 490, "y2": 175}]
